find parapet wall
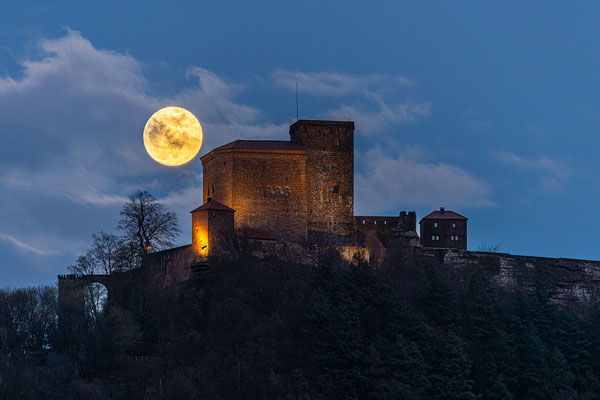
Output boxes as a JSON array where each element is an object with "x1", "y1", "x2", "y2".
[
  {"x1": 416, "y1": 247, "x2": 600, "y2": 304},
  {"x1": 142, "y1": 244, "x2": 195, "y2": 288}
]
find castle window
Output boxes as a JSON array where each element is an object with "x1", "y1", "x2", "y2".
[
  {"x1": 224, "y1": 161, "x2": 227, "y2": 165},
  {"x1": 262, "y1": 161, "x2": 267, "y2": 166},
  {"x1": 434, "y1": 222, "x2": 438, "y2": 228},
  {"x1": 283, "y1": 187, "x2": 290, "y2": 196},
  {"x1": 275, "y1": 187, "x2": 281, "y2": 195},
  {"x1": 362, "y1": 220, "x2": 365, "y2": 224},
  {"x1": 334, "y1": 138, "x2": 340, "y2": 146},
  {"x1": 245, "y1": 161, "x2": 249, "y2": 166},
  {"x1": 384, "y1": 221, "x2": 387, "y2": 225},
  {"x1": 207, "y1": 187, "x2": 210, "y2": 196},
  {"x1": 286, "y1": 162, "x2": 290, "y2": 167},
  {"x1": 374, "y1": 220, "x2": 377, "y2": 225},
  {"x1": 212, "y1": 184, "x2": 215, "y2": 194},
  {"x1": 332, "y1": 184, "x2": 339, "y2": 193},
  {"x1": 452, "y1": 222, "x2": 456, "y2": 228},
  {"x1": 266, "y1": 187, "x2": 272, "y2": 195}
]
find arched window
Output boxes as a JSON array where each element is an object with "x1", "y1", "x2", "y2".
[
  {"x1": 265, "y1": 187, "x2": 272, "y2": 195},
  {"x1": 332, "y1": 184, "x2": 339, "y2": 194},
  {"x1": 275, "y1": 187, "x2": 281, "y2": 195},
  {"x1": 283, "y1": 187, "x2": 290, "y2": 196},
  {"x1": 207, "y1": 187, "x2": 210, "y2": 196}
]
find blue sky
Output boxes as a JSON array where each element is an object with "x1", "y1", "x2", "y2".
[{"x1": 2, "y1": 1, "x2": 600, "y2": 286}]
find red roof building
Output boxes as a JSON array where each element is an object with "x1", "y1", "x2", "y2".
[{"x1": 420, "y1": 207, "x2": 467, "y2": 250}]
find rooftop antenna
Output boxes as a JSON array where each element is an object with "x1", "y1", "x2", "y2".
[{"x1": 295, "y1": 82, "x2": 299, "y2": 121}]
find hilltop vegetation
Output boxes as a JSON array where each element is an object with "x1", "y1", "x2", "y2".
[{"x1": 3, "y1": 248, "x2": 600, "y2": 399}]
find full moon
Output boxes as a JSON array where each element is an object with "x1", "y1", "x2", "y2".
[{"x1": 143, "y1": 107, "x2": 203, "y2": 166}]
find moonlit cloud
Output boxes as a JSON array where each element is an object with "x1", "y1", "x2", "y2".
[{"x1": 355, "y1": 146, "x2": 493, "y2": 215}]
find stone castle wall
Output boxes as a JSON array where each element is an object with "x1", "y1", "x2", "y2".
[
  {"x1": 415, "y1": 247, "x2": 600, "y2": 304},
  {"x1": 203, "y1": 149, "x2": 309, "y2": 243},
  {"x1": 290, "y1": 121, "x2": 355, "y2": 241}
]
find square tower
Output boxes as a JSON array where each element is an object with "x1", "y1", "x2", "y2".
[{"x1": 290, "y1": 120, "x2": 355, "y2": 242}]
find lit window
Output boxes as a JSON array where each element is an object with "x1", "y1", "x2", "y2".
[
  {"x1": 434, "y1": 222, "x2": 438, "y2": 228},
  {"x1": 362, "y1": 220, "x2": 366, "y2": 224},
  {"x1": 283, "y1": 187, "x2": 290, "y2": 196},
  {"x1": 432, "y1": 235, "x2": 436, "y2": 241},
  {"x1": 384, "y1": 221, "x2": 387, "y2": 225},
  {"x1": 374, "y1": 220, "x2": 377, "y2": 225},
  {"x1": 275, "y1": 187, "x2": 281, "y2": 195},
  {"x1": 334, "y1": 138, "x2": 340, "y2": 146},
  {"x1": 455, "y1": 235, "x2": 459, "y2": 241},
  {"x1": 333, "y1": 184, "x2": 339, "y2": 193},
  {"x1": 452, "y1": 222, "x2": 456, "y2": 228},
  {"x1": 265, "y1": 187, "x2": 272, "y2": 195},
  {"x1": 437, "y1": 236, "x2": 440, "y2": 240}
]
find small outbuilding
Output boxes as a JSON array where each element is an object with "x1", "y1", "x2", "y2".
[{"x1": 419, "y1": 207, "x2": 467, "y2": 250}]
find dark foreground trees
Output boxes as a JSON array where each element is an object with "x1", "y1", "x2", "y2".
[{"x1": 4, "y1": 250, "x2": 600, "y2": 399}]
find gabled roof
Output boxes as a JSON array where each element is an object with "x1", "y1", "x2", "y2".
[
  {"x1": 420, "y1": 208, "x2": 467, "y2": 222},
  {"x1": 212, "y1": 140, "x2": 306, "y2": 152},
  {"x1": 190, "y1": 199, "x2": 235, "y2": 213}
]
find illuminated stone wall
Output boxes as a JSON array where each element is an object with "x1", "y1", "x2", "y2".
[
  {"x1": 289, "y1": 120, "x2": 355, "y2": 242},
  {"x1": 191, "y1": 208, "x2": 234, "y2": 257},
  {"x1": 202, "y1": 149, "x2": 308, "y2": 242},
  {"x1": 202, "y1": 153, "x2": 234, "y2": 207},
  {"x1": 230, "y1": 151, "x2": 308, "y2": 242}
]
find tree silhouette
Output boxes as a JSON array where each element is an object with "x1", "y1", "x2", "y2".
[{"x1": 117, "y1": 190, "x2": 181, "y2": 258}]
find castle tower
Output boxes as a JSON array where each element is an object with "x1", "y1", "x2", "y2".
[
  {"x1": 290, "y1": 120, "x2": 355, "y2": 242},
  {"x1": 191, "y1": 199, "x2": 235, "y2": 258}
]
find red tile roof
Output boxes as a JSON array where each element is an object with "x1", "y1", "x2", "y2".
[
  {"x1": 212, "y1": 140, "x2": 306, "y2": 152},
  {"x1": 235, "y1": 229, "x2": 277, "y2": 241},
  {"x1": 190, "y1": 199, "x2": 235, "y2": 213},
  {"x1": 420, "y1": 208, "x2": 467, "y2": 221}
]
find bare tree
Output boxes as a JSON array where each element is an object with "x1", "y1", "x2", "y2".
[
  {"x1": 90, "y1": 231, "x2": 124, "y2": 274},
  {"x1": 117, "y1": 190, "x2": 181, "y2": 258},
  {"x1": 67, "y1": 253, "x2": 97, "y2": 275}
]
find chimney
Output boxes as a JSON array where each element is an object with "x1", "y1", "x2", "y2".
[{"x1": 440, "y1": 207, "x2": 445, "y2": 212}]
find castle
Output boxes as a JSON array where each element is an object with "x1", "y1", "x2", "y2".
[{"x1": 188, "y1": 119, "x2": 450, "y2": 263}]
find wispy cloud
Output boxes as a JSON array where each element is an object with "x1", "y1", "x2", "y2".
[
  {"x1": 0, "y1": 232, "x2": 57, "y2": 256},
  {"x1": 493, "y1": 151, "x2": 568, "y2": 190},
  {"x1": 356, "y1": 146, "x2": 493, "y2": 214},
  {"x1": 329, "y1": 93, "x2": 431, "y2": 133},
  {"x1": 272, "y1": 69, "x2": 429, "y2": 135},
  {"x1": 271, "y1": 70, "x2": 413, "y2": 97}
]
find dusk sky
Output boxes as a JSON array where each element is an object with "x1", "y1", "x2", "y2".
[{"x1": 2, "y1": 1, "x2": 600, "y2": 286}]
